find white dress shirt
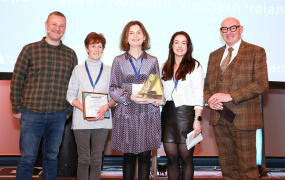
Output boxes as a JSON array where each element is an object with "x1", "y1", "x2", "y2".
[
  {"x1": 220, "y1": 38, "x2": 242, "y2": 65},
  {"x1": 161, "y1": 62, "x2": 204, "y2": 110}
]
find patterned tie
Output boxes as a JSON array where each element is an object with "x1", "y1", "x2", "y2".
[{"x1": 220, "y1": 47, "x2": 234, "y2": 73}]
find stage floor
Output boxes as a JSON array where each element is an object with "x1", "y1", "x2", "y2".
[
  {"x1": 1, "y1": 167, "x2": 285, "y2": 179},
  {"x1": 100, "y1": 170, "x2": 285, "y2": 179}
]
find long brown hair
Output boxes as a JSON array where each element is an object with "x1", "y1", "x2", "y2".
[
  {"x1": 120, "y1": 21, "x2": 150, "y2": 51},
  {"x1": 162, "y1": 31, "x2": 200, "y2": 81}
]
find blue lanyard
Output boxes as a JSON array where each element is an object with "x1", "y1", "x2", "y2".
[
  {"x1": 173, "y1": 75, "x2": 178, "y2": 89},
  {"x1": 129, "y1": 57, "x2": 143, "y2": 81},
  {"x1": 85, "y1": 61, "x2": 103, "y2": 90}
]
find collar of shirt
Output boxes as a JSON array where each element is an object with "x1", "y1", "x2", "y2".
[
  {"x1": 221, "y1": 38, "x2": 242, "y2": 65},
  {"x1": 125, "y1": 51, "x2": 147, "y2": 71},
  {"x1": 124, "y1": 51, "x2": 147, "y2": 60},
  {"x1": 40, "y1": 37, "x2": 63, "y2": 49}
]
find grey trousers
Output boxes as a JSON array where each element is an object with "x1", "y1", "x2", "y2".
[{"x1": 73, "y1": 129, "x2": 109, "y2": 180}]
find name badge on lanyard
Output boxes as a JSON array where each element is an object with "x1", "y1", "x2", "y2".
[
  {"x1": 172, "y1": 75, "x2": 186, "y2": 107},
  {"x1": 85, "y1": 61, "x2": 103, "y2": 92},
  {"x1": 132, "y1": 84, "x2": 144, "y2": 94},
  {"x1": 130, "y1": 57, "x2": 144, "y2": 94}
]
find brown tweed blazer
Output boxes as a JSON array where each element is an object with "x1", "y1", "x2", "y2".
[{"x1": 204, "y1": 40, "x2": 269, "y2": 130}]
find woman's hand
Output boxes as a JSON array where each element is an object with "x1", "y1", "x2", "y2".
[
  {"x1": 86, "y1": 104, "x2": 109, "y2": 121},
  {"x1": 152, "y1": 101, "x2": 161, "y2": 107},
  {"x1": 130, "y1": 94, "x2": 148, "y2": 104},
  {"x1": 86, "y1": 117, "x2": 97, "y2": 121},
  {"x1": 193, "y1": 120, "x2": 202, "y2": 138}
]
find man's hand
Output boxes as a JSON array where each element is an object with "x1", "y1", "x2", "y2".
[
  {"x1": 208, "y1": 93, "x2": 233, "y2": 110},
  {"x1": 13, "y1": 113, "x2": 21, "y2": 119}
]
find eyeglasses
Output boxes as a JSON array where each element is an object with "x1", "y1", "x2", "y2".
[{"x1": 220, "y1": 25, "x2": 240, "y2": 33}]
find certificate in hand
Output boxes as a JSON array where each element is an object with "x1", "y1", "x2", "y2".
[{"x1": 82, "y1": 91, "x2": 110, "y2": 119}]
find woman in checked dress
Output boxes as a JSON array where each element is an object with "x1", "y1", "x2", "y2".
[{"x1": 109, "y1": 21, "x2": 161, "y2": 180}]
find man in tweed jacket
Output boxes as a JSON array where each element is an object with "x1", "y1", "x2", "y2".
[{"x1": 204, "y1": 17, "x2": 268, "y2": 180}]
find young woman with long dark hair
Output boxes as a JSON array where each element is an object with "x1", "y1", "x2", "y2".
[{"x1": 161, "y1": 31, "x2": 204, "y2": 180}]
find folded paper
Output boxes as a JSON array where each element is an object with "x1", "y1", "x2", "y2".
[{"x1": 186, "y1": 130, "x2": 203, "y2": 150}]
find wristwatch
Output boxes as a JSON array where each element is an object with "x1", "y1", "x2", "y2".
[{"x1": 194, "y1": 116, "x2": 202, "y2": 121}]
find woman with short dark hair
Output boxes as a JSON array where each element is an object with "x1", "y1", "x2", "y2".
[{"x1": 67, "y1": 32, "x2": 116, "y2": 180}]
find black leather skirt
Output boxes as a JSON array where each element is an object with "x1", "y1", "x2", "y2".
[{"x1": 161, "y1": 101, "x2": 195, "y2": 144}]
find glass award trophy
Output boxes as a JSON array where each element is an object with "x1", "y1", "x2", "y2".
[{"x1": 139, "y1": 74, "x2": 166, "y2": 105}]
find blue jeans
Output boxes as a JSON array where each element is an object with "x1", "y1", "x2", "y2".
[{"x1": 16, "y1": 107, "x2": 67, "y2": 180}]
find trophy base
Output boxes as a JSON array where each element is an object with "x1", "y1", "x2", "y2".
[{"x1": 139, "y1": 93, "x2": 166, "y2": 105}]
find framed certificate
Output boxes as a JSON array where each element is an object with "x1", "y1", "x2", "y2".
[{"x1": 82, "y1": 91, "x2": 110, "y2": 119}]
